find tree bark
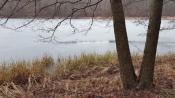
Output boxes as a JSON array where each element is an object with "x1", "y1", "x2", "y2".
[
  {"x1": 139, "y1": 0, "x2": 163, "y2": 89},
  {"x1": 110, "y1": 0, "x2": 137, "y2": 89}
]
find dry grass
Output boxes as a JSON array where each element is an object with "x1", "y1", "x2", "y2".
[
  {"x1": 0, "y1": 55, "x2": 54, "y2": 85},
  {"x1": 0, "y1": 53, "x2": 174, "y2": 98},
  {"x1": 55, "y1": 52, "x2": 117, "y2": 78}
]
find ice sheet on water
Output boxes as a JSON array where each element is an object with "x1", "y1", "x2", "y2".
[{"x1": 0, "y1": 19, "x2": 175, "y2": 62}]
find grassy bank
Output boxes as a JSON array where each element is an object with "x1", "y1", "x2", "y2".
[{"x1": 0, "y1": 52, "x2": 175, "y2": 98}]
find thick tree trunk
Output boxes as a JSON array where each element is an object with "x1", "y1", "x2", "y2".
[
  {"x1": 111, "y1": 0, "x2": 137, "y2": 89},
  {"x1": 139, "y1": 0, "x2": 163, "y2": 89}
]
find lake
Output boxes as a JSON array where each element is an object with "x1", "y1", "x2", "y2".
[{"x1": 0, "y1": 18, "x2": 175, "y2": 62}]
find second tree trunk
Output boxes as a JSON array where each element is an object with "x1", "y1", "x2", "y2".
[{"x1": 139, "y1": 0, "x2": 163, "y2": 89}]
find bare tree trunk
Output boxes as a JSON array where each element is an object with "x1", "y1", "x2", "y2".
[
  {"x1": 139, "y1": 0, "x2": 163, "y2": 89},
  {"x1": 111, "y1": 0, "x2": 137, "y2": 89}
]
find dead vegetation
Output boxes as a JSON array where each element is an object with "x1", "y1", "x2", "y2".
[{"x1": 0, "y1": 52, "x2": 175, "y2": 98}]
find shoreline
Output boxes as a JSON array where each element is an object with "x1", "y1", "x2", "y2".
[{"x1": 0, "y1": 53, "x2": 175, "y2": 97}]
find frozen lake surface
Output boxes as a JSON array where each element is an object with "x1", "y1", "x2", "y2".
[{"x1": 0, "y1": 18, "x2": 175, "y2": 62}]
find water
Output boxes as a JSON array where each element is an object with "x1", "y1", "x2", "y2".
[{"x1": 0, "y1": 18, "x2": 175, "y2": 62}]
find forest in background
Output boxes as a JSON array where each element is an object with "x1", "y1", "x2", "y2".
[{"x1": 0, "y1": 0, "x2": 175, "y2": 18}]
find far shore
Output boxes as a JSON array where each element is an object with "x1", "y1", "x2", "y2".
[{"x1": 1, "y1": 16, "x2": 175, "y2": 20}]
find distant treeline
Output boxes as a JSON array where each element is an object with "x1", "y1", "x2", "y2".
[{"x1": 0, "y1": 0, "x2": 175, "y2": 18}]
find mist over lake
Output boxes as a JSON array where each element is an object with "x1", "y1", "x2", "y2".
[{"x1": 0, "y1": 18, "x2": 175, "y2": 62}]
